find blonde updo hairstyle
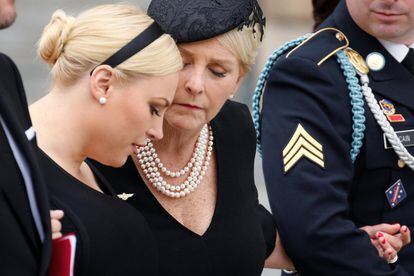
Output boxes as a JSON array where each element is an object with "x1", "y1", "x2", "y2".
[
  {"x1": 38, "y1": 4, "x2": 182, "y2": 84},
  {"x1": 216, "y1": 20, "x2": 263, "y2": 74}
]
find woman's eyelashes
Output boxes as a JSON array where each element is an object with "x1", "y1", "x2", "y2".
[
  {"x1": 182, "y1": 58, "x2": 227, "y2": 78},
  {"x1": 150, "y1": 105, "x2": 161, "y2": 117},
  {"x1": 209, "y1": 68, "x2": 226, "y2": 78}
]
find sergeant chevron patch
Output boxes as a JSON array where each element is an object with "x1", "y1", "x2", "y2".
[{"x1": 283, "y1": 124, "x2": 324, "y2": 173}]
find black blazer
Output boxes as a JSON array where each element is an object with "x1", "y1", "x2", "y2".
[{"x1": 0, "y1": 53, "x2": 51, "y2": 275}]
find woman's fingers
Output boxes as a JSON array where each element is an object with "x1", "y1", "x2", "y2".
[
  {"x1": 376, "y1": 234, "x2": 398, "y2": 262},
  {"x1": 50, "y1": 209, "x2": 64, "y2": 220},
  {"x1": 369, "y1": 238, "x2": 384, "y2": 257},
  {"x1": 378, "y1": 232, "x2": 403, "y2": 252},
  {"x1": 52, "y1": 232, "x2": 63, "y2": 240},
  {"x1": 361, "y1": 223, "x2": 400, "y2": 238},
  {"x1": 50, "y1": 210, "x2": 64, "y2": 240},
  {"x1": 400, "y1": 225, "x2": 411, "y2": 246}
]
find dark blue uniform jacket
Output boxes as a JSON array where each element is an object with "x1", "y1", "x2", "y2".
[{"x1": 262, "y1": 1, "x2": 414, "y2": 275}]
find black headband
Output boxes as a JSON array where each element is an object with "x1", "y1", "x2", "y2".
[{"x1": 90, "y1": 22, "x2": 164, "y2": 75}]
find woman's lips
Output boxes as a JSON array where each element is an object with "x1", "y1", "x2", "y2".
[{"x1": 178, "y1": 103, "x2": 202, "y2": 110}]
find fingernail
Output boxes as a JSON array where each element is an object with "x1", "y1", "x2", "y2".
[
  {"x1": 381, "y1": 238, "x2": 387, "y2": 244},
  {"x1": 402, "y1": 226, "x2": 408, "y2": 232},
  {"x1": 388, "y1": 251, "x2": 392, "y2": 256},
  {"x1": 377, "y1": 232, "x2": 383, "y2": 238},
  {"x1": 53, "y1": 210, "x2": 64, "y2": 216}
]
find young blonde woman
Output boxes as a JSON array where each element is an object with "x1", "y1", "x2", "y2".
[{"x1": 29, "y1": 4, "x2": 182, "y2": 275}]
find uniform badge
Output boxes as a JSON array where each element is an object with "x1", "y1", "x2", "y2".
[
  {"x1": 379, "y1": 99, "x2": 405, "y2": 123},
  {"x1": 117, "y1": 193, "x2": 134, "y2": 201},
  {"x1": 345, "y1": 49, "x2": 369, "y2": 75},
  {"x1": 385, "y1": 179, "x2": 407, "y2": 208},
  {"x1": 282, "y1": 124, "x2": 324, "y2": 173},
  {"x1": 366, "y1": 52, "x2": 385, "y2": 71}
]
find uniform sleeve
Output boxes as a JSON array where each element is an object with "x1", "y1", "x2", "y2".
[{"x1": 261, "y1": 56, "x2": 409, "y2": 275}]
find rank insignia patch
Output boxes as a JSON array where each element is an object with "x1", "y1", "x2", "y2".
[
  {"x1": 385, "y1": 179, "x2": 407, "y2": 208},
  {"x1": 282, "y1": 124, "x2": 324, "y2": 173}
]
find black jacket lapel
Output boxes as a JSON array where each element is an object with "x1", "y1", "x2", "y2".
[{"x1": 0, "y1": 89, "x2": 51, "y2": 274}]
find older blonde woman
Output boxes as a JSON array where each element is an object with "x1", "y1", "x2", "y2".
[
  {"x1": 29, "y1": 4, "x2": 182, "y2": 275},
  {"x1": 92, "y1": 0, "x2": 406, "y2": 275}
]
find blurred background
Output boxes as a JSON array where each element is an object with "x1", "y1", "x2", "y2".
[{"x1": 0, "y1": 1, "x2": 314, "y2": 275}]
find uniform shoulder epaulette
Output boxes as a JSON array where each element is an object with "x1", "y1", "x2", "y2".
[{"x1": 286, "y1": 27, "x2": 350, "y2": 66}]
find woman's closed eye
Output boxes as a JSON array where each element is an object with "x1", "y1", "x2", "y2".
[
  {"x1": 150, "y1": 105, "x2": 161, "y2": 117},
  {"x1": 209, "y1": 68, "x2": 226, "y2": 78}
]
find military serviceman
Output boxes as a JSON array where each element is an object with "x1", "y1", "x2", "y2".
[{"x1": 257, "y1": 0, "x2": 414, "y2": 274}]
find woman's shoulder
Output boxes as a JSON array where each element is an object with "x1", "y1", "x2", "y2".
[
  {"x1": 216, "y1": 100, "x2": 251, "y2": 120},
  {"x1": 213, "y1": 100, "x2": 255, "y2": 140}
]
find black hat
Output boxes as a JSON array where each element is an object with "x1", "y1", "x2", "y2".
[{"x1": 148, "y1": 0, "x2": 265, "y2": 43}]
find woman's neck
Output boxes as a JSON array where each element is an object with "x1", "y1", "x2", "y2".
[
  {"x1": 153, "y1": 122, "x2": 205, "y2": 167},
  {"x1": 30, "y1": 90, "x2": 91, "y2": 183}
]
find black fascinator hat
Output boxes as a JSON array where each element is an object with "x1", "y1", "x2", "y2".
[{"x1": 148, "y1": 0, "x2": 266, "y2": 43}]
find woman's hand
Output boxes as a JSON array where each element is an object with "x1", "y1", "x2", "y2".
[
  {"x1": 265, "y1": 231, "x2": 295, "y2": 270},
  {"x1": 360, "y1": 223, "x2": 411, "y2": 262},
  {"x1": 50, "y1": 210, "x2": 64, "y2": 240}
]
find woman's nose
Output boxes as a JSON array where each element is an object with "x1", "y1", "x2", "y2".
[
  {"x1": 184, "y1": 71, "x2": 204, "y2": 95},
  {"x1": 146, "y1": 124, "x2": 164, "y2": 141}
]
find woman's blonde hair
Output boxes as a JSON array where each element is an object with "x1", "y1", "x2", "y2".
[
  {"x1": 217, "y1": 22, "x2": 263, "y2": 74},
  {"x1": 38, "y1": 4, "x2": 182, "y2": 84}
]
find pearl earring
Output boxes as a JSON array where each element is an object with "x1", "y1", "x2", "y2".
[
  {"x1": 229, "y1": 94, "x2": 234, "y2": 99},
  {"x1": 99, "y1": 97, "x2": 107, "y2": 105}
]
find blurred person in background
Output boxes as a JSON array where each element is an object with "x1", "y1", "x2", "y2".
[{"x1": 312, "y1": 0, "x2": 340, "y2": 29}]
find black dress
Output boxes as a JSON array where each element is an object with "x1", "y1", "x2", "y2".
[
  {"x1": 36, "y1": 149, "x2": 159, "y2": 276},
  {"x1": 91, "y1": 101, "x2": 277, "y2": 276}
]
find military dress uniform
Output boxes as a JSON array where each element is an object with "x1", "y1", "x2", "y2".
[{"x1": 260, "y1": 1, "x2": 414, "y2": 275}]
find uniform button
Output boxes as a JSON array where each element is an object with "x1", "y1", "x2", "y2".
[
  {"x1": 398, "y1": 159, "x2": 406, "y2": 168},
  {"x1": 336, "y1": 32, "x2": 345, "y2": 41}
]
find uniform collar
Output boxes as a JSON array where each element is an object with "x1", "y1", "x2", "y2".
[{"x1": 378, "y1": 39, "x2": 414, "y2": 63}]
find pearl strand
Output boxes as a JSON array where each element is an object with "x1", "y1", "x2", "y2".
[{"x1": 136, "y1": 125, "x2": 214, "y2": 198}]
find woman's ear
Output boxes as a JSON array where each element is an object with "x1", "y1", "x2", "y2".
[
  {"x1": 232, "y1": 69, "x2": 247, "y2": 98},
  {"x1": 89, "y1": 65, "x2": 117, "y2": 104}
]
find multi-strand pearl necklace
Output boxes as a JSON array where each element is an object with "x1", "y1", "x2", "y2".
[{"x1": 136, "y1": 124, "x2": 214, "y2": 198}]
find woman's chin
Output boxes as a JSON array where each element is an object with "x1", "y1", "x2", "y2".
[
  {"x1": 166, "y1": 116, "x2": 206, "y2": 132},
  {"x1": 97, "y1": 154, "x2": 128, "y2": 168}
]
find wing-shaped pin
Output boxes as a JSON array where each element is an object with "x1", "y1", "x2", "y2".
[{"x1": 117, "y1": 193, "x2": 134, "y2": 201}]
